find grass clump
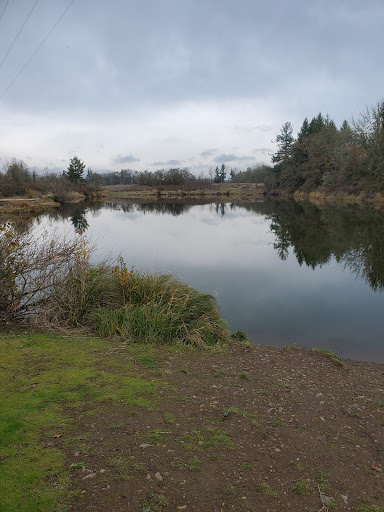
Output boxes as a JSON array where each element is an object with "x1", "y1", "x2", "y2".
[
  {"x1": 94, "y1": 262, "x2": 229, "y2": 347},
  {"x1": 310, "y1": 348, "x2": 344, "y2": 367},
  {"x1": 231, "y1": 330, "x2": 248, "y2": 343},
  {"x1": 40, "y1": 239, "x2": 230, "y2": 348},
  {"x1": 292, "y1": 480, "x2": 311, "y2": 495},
  {"x1": 315, "y1": 470, "x2": 330, "y2": 491},
  {"x1": 255, "y1": 483, "x2": 278, "y2": 497},
  {"x1": 141, "y1": 493, "x2": 168, "y2": 512},
  {"x1": 180, "y1": 427, "x2": 234, "y2": 450}
]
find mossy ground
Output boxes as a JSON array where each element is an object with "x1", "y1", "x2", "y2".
[{"x1": 0, "y1": 333, "x2": 383, "y2": 512}]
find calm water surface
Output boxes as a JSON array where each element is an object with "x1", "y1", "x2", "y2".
[{"x1": 30, "y1": 199, "x2": 384, "y2": 362}]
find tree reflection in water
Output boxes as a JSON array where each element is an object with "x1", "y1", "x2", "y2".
[{"x1": 6, "y1": 198, "x2": 384, "y2": 292}]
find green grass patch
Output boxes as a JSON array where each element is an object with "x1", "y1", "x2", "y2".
[
  {"x1": 292, "y1": 480, "x2": 311, "y2": 495},
  {"x1": 310, "y1": 348, "x2": 345, "y2": 367},
  {"x1": 239, "y1": 462, "x2": 253, "y2": 471},
  {"x1": 141, "y1": 493, "x2": 168, "y2": 512},
  {"x1": 255, "y1": 483, "x2": 278, "y2": 497},
  {"x1": 0, "y1": 332, "x2": 159, "y2": 512},
  {"x1": 147, "y1": 429, "x2": 173, "y2": 444},
  {"x1": 315, "y1": 470, "x2": 330, "y2": 491},
  {"x1": 180, "y1": 426, "x2": 235, "y2": 450},
  {"x1": 177, "y1": 456, "x2": 201, "y2": 471},
  {"x1": 223, "y1": 406, "x2": 246, "y2": 418},
  {"x1": 138, "y1": 355, "x2": 159, "y2": 368},
  {"x1": 271, "y1": 417, "x2": 285, "y2": 427}
]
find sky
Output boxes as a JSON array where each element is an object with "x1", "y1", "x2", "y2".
[{"x1": 0, "y1": 0, "x2": 383, "y2": 176}]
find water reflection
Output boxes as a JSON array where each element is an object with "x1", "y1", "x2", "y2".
[
  {"x1": 70, "y1": 209, "x2": 89, "y2": 233},
  {"x1": 261, "y1": 200, "x2": 384, "y2": 291},
  {"x1": 5, "y1": 199, "x2": 384, "y2": 293},
  {"x1": 4, "y1": 198, "x2": 384, "y2": 361}
]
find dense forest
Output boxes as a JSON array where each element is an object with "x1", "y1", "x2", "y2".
[{"x1": 268, "y1": 99, "x2": 384, "y2": 193}]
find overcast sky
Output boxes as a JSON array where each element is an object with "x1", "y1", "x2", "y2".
[{"x1": 0, "y1": 0, "x2": 383, "y2": 175}]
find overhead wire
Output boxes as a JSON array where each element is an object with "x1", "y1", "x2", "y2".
[
  {"x1": 0, "y1": 0, "x2": 40, "y2": 70},
  {"x1": 0, "y1": 0, "x2": 76, "y2": 99},
  {"x1": 0, "y1": 0, "x2": 9, "y2": 27}
]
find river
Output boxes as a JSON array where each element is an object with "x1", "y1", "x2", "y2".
[{"x1": 25, "y1": 198, "x2": 384, "y2": 363}]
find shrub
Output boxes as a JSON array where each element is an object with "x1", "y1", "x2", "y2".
[
  {"x1": 41, "y1": 247, "x2": 230, "y2": 347},
  {"x1": 0, "y1": 223, "x2": 78, "y2": 323},
  {"x1": 93, "y1": 263, "x2": 230, "y2": 346}
]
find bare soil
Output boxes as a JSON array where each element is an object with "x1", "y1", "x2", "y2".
[{"x1": 62, "y1": 343, "x2": 384, "y2": 512}]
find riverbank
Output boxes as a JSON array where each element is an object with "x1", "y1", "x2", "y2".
[
  {"x1": 0, "y1": 190, "x2": 90, "y2": 215},
  {"x1": 1, "y1": 332, "x2": 383, "y2": 512},
  {"x1": 0, "y1": 183, "x2": 264, "y2": 216},
  {"x1": 292, "y1": 190, "x2": 384, "y2": 208},
  {"x1": 101, "y1": 182, "x2": 266, "y2": 201}
]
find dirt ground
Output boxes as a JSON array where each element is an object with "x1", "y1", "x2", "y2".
[{"x1": 59, "y1": 343, "x2": 384, "y2": 512}]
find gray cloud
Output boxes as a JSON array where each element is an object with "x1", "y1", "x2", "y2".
[
  {"x1": 200, "y1": 149, "x2": 216, "y2": 158},
  {"x1": 113, "y1": 154, "x2": 140, "y2": 164},
  {"x1": 151, "y1": 160, "x2": 182, "y2": 167},
  {"x1": 213, "y1": 154, "x2": 256, "y2": 164}
]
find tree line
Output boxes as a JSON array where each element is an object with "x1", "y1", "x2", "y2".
[
  {"x1": 270, "y1": 99, "x2": 384, "y2": 193},
  {"x1": 3, "y1": 98, "x2": 383, "y2": 197}
]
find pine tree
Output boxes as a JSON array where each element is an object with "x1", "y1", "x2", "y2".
[
  {"x1": 220, "y1": 163, "x2": 226, "y2": 182},
  {"x1": 297, "y1": 118, "x2": 310, "y2": 142},
  {"x1": 214, "y1": 166, "x2": 221, "y2": 183},
  {"x1": 272, "y1": 122, "x2": 294, "y2": 166},
  {"x1": 65, "y1": 156, "x2": 85, "y2": 183}
]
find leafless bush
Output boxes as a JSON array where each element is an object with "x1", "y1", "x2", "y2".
[{"x1": 0, "y1": 223, "x2": 78, "y2": 322}]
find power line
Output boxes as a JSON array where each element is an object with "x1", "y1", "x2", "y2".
[
  {"x1": 0, "y1": 0, "x2": 9, "y2": 27},
  {"x1": 0, "y1": 0, "x2": 40, "y2": 70},
  {"x1": 0, "y1": 0, "x2": 76, "y2": 99}
]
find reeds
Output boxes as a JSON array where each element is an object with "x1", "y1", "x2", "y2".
[{"x1": 41, "y1": 243, "x2": 230, "y2": 347}]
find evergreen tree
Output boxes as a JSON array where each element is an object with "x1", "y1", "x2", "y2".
[
  {"x1": 65, "y1": 156, "x2": 85, "y2": 183},
  {"x1": 220, "y1": 163, "x2": 226, "y2": 182},
  {"x1": 272, "y1": 122, "x2": 294, "y2": 166},
  {"x1": 297, "y1": 118, "x2": 310, "y2": 142},
  {"x1": 308, "y1": 113, "x2": 325, "y2": 136},
  {"x1": 214, "y1": 166, "x2": 221, "y2": 183}
]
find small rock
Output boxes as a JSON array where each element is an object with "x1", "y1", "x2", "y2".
[
  {"x1": 74, "y1": 451, "x2": 80, "y2": 457},
  {"x1": 99, "y1": 469, "x2": 106, "y2": 473},
  {"x1": 320, "y1": 416, "x2": 325, "y2": 422},
  {"x1": 139, "y1": 443, "x2": 152, "y2": 449},
  {"x1": 321, "y1": 494, "x2": 333, "y2": 506},
  {"x1": 154, "y1": 472, "x2": 163, "y2": 482},
  {"x1": 146, "y1": 473, "x2": 151, "y2": 480},
  {"x1": 82, "y1": 473, "x2": 96, "y2": 480},
  {"x1": 177, "y1": 506, "x2": 187, "y2": 510}
]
